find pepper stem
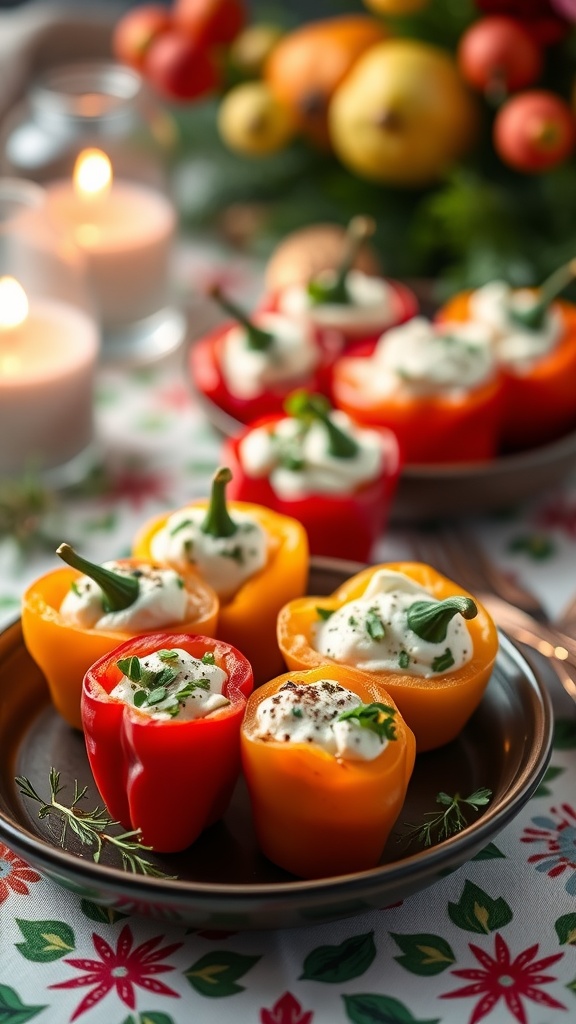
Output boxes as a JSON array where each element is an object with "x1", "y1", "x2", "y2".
[
  {"x1": 201, "y1": 467, "x2": 237, "y2": 538},
  {"x1": 56, "y1": 543, "x2": 139, "y2": 612},
  {"x1": 208, "y1": 284, "x2": 273, "y2": 351},
  {"x1": 407, "y1": 596, "x2": 478, "y2": 644},
  {"x1": 285, "y1": 390, "x2": 359, "y2": 459},
  {"x1": 307, "y1": 215, "x2": 376, "y2": 306},
  {"x1": 509, "y1": 257, "x2": 576, "y2": 331}
]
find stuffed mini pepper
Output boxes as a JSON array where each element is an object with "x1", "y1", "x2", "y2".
[
  {"x1": 222, "y1": 390, "x2": 401, "y2": 561},
  {"x1": 263, "y1": 216, "x2": 418, "y2": 349},
  {"x1": 241, "y1": 664, "x2": 416, "y2": 878},
  {"x1": 437, "y1": 259, "x2": 576, "y2": 451},
  {"x1": 189, "y1": 284, "x2": 342, "y2": 425},
  {"x1": 277, "y1": 561, "x2": 499, "y2": 752},
  {"x1": 82, "y1": 632, "x2": 253, "y2": 851},
  {"x1": 22, "y1": 544, "x2": 219, "y2": 730},
  {"x1": 331, "y1": 316, "x2": 503, "y2": 464},
  {"x1": 132, "y1": 466, "x2": 309, "y2": 683}
]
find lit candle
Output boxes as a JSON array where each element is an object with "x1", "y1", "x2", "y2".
[
  {"x1": 44, "y1": 149, "x2": 176, "y2": 329},
  {"x1": 0, "y1": 276, "x2": 99, "y2": 475}
]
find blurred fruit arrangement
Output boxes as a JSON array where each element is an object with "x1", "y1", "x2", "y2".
[{"x1": 113, "y1": 0, "x2": 576, "y2": 292}]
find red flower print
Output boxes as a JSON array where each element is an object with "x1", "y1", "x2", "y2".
[
  {"x1": 260, "y1": 992, "x2": 314, "y2": 1024},
  {"x1": 156, "y1": 381, "x2": 194, "y2": 411},
  {"x1": 536, "y1": 497, "x2": 576, "y2": 538},
  {"x1": 106, "y1": 466, "x2": 171, "y2": 510},
  {"x1": 0, "y1": 843, "x2": 41, "y2": 904},
  {"x1": 522, "y1": 803, "x2": 576, "y2": 894},
  {"x1": 49, "y1": 924, "x2": 182, "y2": 1021},
  {"x1": 441, "y1": 932, "x2": 565, "y2": 1024}
]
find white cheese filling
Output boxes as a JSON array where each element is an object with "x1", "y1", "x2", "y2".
[
  {"x1": 469, "y1": 280, "x2": 562, "y2": 370},
  {"x1": 59, "y1": 562, "x2": 189, "y2": 631},
  {"x1": 219, "y1": 313, "x2": 319, "y2": 399},
  {"x1": 278, "y1": 269, "x2": 396, "y2": 334},
  {"x1": 249, "y1": 678, "x2": 391, "y2": 761},
  {"x1": 313, "y1": 569, "x2": 473, "y2": 677},
  {"x1": 345, "y1": 317, "x2": 496, "y2": 399},
  {"x1": 110, "y1": 647, "x2": 229, "y2": 721},
  {"x1": 149, "y1": 507, "x2": 268, "y2": 600},
  {"x1": 237, "y1": 411, "x2": 384, "y2": 499}
]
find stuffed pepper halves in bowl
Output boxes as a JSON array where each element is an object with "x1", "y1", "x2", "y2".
[
  {"x1": 133, "y1": 466, "x2": 309, "y2": 684},
  {"x1": 277, "y1": 561, "x2": 499, "y2": 752},
  {"x1": 241, "y1": 664, "x2": 416, "y2": 878},
  {"x1": 82, "y1": 632, "x2": 253, "y2": 852},
  {"x1": 21, "y1": 544, "x2": 219, "y2": 730}
]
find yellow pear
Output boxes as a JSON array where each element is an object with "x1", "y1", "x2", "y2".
[
  {"x1": 218, "y1": 82, "x2": 296, "y2": 156},
  {"x1": 329, "y1": 39, "x2": 479, "y2": 186}
]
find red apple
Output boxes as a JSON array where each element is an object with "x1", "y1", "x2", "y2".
[
  {"x1": 173, "y1": 0, "x2": 247, "y2": 47},
  {"x1": 458, "y1": 16, "x2": 543, "y2": 96},
  {"x1": 112, "y1": 4, "x2": 173, "y2": 71},
  {"x1": 144, "y1": 29, "x2": 221, "y2": 101},
  {"x1": 494, "y1": 89, "x2": 576, "y2": 171}
]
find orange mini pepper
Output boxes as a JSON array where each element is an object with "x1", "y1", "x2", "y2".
[
  {"x1": 133, "y1": 467, "x2": 309, "y2": 684},
  {"x1": 22, "y1": 547, "x2": 219, "y2": 730},
  {"x1": 277, "y1": 561, "x2": 499, "y2": 752},
  {"x1": 438, "y1": 264, "x2": 576, "y2": 451},
  {"x1": 240, "y1": 663, "x2": 416, "y2": 878}
]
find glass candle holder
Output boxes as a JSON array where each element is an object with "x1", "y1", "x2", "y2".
[
  {"x1": 1, "y1": 62, "x2": 185, "y2": 365},
  {"x1": 0, "y1": 179, "x2": 100, "y2": 483}
]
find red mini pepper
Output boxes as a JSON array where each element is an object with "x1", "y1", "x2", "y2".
[
  {"x1": 82, "y1": 632, "x2": 253, "y2": 852},
  {"x1": 222, "y1": 391, "x2": 401, "y2": 560},
  {"x1": 189, "y1": 285, "x2": 343, "y2": 426}
]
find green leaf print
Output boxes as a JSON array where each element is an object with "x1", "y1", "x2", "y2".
[
  {"x1": 122, "y1": 1014, "x2": 176, "y2": 1024},
  {"x1": 534, "y1": 765, "x2": 565, "y2": 797},
  {"x1": 508, "y1": 534, "x2": 555, "y2": 560},
  {"x1": 472, "y1": 842, "x2": 506, "y2": 860},
  {"x1": 300, "y1": 932, "x2": 376, "y2": 982},
  {"x1": 554, "y1": 719, "x2": 576, "y2": 749},
  {"x1": 448, "y1": 880, "x2": 513, "y2": 934},
  {"x1": 343, "y1": 993, "x2": 440, "y2": 1024},
  {"x1": 555, "y1": 913, "x2": 576, "y2": 946},
  {"x1": 184, "y1": 951, "x2": 260, "y2": 997},
  {"x1": 390, "y1": 933, "x2": 455, "y2": 976},
  {"x1": 0, "y1": 985, "x2": 46, "y2": 1023},
  {"x1": 15, "y1": 919, "x2": 75, "y2": 962},
  {"x1": 80, "y1": 899, "x2": 128, "y2": 925}
]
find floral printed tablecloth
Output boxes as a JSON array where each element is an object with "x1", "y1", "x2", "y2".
[{"x1": 1, "y1": 243, "x2": 576, "y2": 1024}]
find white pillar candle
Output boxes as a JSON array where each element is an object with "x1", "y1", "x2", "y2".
[
  {"x1": 0, "y1": 277, "x2": 99, "y2": 474},
  {"x1": 44, "y1": 150, "x2": 176, "y2": 329}
]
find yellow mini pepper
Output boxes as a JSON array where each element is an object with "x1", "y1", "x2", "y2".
[
  {"x1": 241, "y1": 664, "x2": 416, "y2": 878},
  {"x1": 133, "y1": 467, "x2": 309, "y2": 684},
  {"x1": 277, "y1": 561, "x2": 499, "y2": 752},
  {"x1": 22, "y1": 546, "x2": 219, "y2": 730}
]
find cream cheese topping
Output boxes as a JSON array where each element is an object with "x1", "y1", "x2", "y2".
[
  {"x1": 278, "y1": 270, "x2": 395, "y2": 334},
  {"x1": 237, "y1": 411, "x2": 384, "y2": 499},
  {"x1": 313, "y1": 569, "x2": 473, "y2": 677},
  {"x1": 110, "y1": 647, "x2": 229, "y2": 721},
  {"x1": 248, "y1": 678, "x2": 390, "y2": 760},
  {"x1": 59, "y1": 562, "x2": 189, "y2": 631},
  {"x1": 469, "y1": 280, "x2": 562, "y2": 369},
  {"x1": 219, "y1": 313, "x2": 319, "y2": 399},
  {"x1": 149, "y1": 507, "x2": 268, "y2": 600}
]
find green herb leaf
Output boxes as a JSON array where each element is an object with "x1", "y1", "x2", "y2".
[
  {"x1": 365, "y1": 607, "x2": 385, "y2": 641},
  {"x1": 432, "y1": 649, "x2": 455, "y2": 672},
  {"x1": 202, "y1": 652, "x2": 216, "y2": 664},
  {"x1": 316, "y1": 606, "x2": 335, "y2": 620},
  {"x1": 407, "y1": 597, "x2": 477, "y2": 643},
  {"x1": 117, "y1": 656, "x2": 141, "y2": 683},
  {"x1": 337, "y1": 702, "x2": 397, "y2": 741},
  {"x1": 399, "y1": 651, "x2": 410, "y2": 669},
  {"x1": 401, "y1": 789, "x2": 492, "y2": 848}
]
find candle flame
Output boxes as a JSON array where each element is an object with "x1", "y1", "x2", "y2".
[
  {"x1": 74, "y1": 148, "x2": 112, "y2": 199},
  {"x1": 0, "y1": 276, "x2": 29, "y2": 329}
]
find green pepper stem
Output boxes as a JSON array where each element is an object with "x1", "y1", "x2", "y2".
[
  {"x1": 285, "y1": 390, "x2": 359, "y2": 459},
  {"x1": 56, "y1": 543, "x2": 139, "y2": 612},
  {"x1": 208, "y1": 284, "x2": 273, "y2": 351},
  {"x1": 509, "y1": 257, "x2": 576, "y2": 331},
  {"x1": 201, "y1": 467, "x2": 237, "y2": 538},
  {"x1": 308, "y1": 216, "x2": 375, "y2": 306},
  {"x1": 407, "y1": 596, "x2": 478, "y2": 644}
]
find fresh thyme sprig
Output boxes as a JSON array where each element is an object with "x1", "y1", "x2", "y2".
[
  {"x1": 16, "y1": 769, "x2": 174, "y2": 878},
  {"x1": 401, "y1": 788, "x2": 492, "y2": 847}
]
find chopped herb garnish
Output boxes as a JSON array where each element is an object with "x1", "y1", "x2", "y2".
[
  {"x1": 316, "y1": 606, "x2": 335, "y2": 620},
  {"x1": 133, "y1": 689, "x2": 147, "y2": 707},
  {"x1": 116, "y1": 655, "x2": 177, "y2": 691},
  {"x1": 117, "y1": 655, "x2": 141, "y2": 683},
  {"x1": 337, "y1": 702, "x2": 397, "y2": 741},
  {"x1": 399, "y1": 650, "x2": 410, "y2": 669},
  {"x1": 170, "y1": 518, "x2": 193, "y2": 536},
  {"x1": 202, "y1": 652, "x2": 216, "y2": 664},
  {"x1": 407, "y1": 596, "x2": 477, "y2": 643},
  {"x1": 432, "y1": 648, "x2": 455, "y2": 673},
  {"x1": 348, "y1": 615, "x2": 358, "y2": 628},
  {"x1": 158, "y1": 649, "x2": 180, "y2": 662},
  {"x1": 365, "y1": 607, "x2": 386, "y2": 641},
  {"x1": 145, "y1": 686, "x2": 169, "y2": 705},
  {"x1": 70, "y1": 580, "x2": 81, "y2": 597},
  {"x1": 292, "y1": 707, "x2": 303, "y2": 718},
  {"x1": 221, "y1": 544, "x2": 245, "y2": 564},
  {"x1": 401, "y1": 788, "x2": 492, "y2": 847}
]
